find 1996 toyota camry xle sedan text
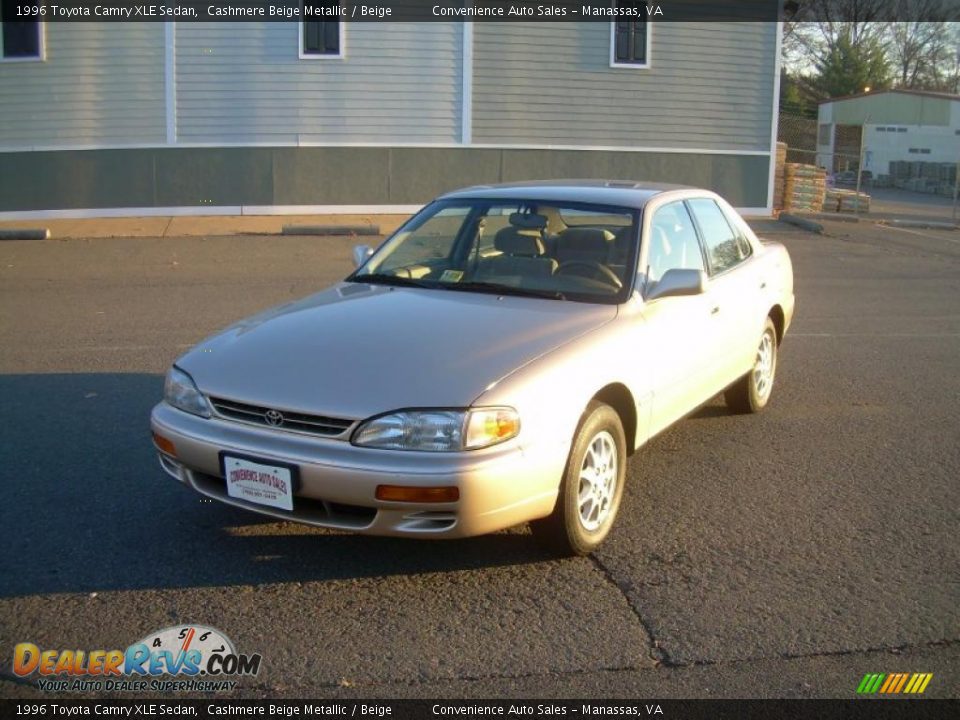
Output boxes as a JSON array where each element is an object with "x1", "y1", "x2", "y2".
[{"x1": 151, "y1": 181, "x2": 794, "y2": 555}]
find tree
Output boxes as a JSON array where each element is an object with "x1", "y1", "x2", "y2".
[
  {"x1": 810, "y1": 28, "x2": 892, "y2": 97},
  {"x1": 887, "y1": 2, "x2": 957, "y2": 90},
  {"x1": 784, "y1": 0, "x2": 893, "y2": 68},
  {"x1": 782, "y1": 1, "x2": 960, "y2": 96},
  {"x1": 780, "y1": 70, "x2": 819, "y2": 117}
]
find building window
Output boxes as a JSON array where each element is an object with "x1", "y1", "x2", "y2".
[
  {"x1": 1, "y1": 0, "x2": 43, "y2": 60},
  {"x1": 301, "y1": 2, "x2": 343, "y2": 58},
  {"x1": 818, "y1": 124, "x2": 831, "y2": 145},
  {"x1": 610, "y1": 2, "x2": 650, "y2": 68}
]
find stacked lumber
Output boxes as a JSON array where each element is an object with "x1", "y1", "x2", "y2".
[
  {"x1": 783, "y1": 163, "x2": 826, "y2": 213},
  {"x1": 825, "y1": 188, "x2": 871, "y2": 213},
  {"x1": 773, "y1": 142, "x2": 787, "y2": 212}
]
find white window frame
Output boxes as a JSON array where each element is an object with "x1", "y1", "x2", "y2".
[
  {"x1": 0, "y1": 18, "x2": 46, "y2": 63},
  {"x1": 609, "y1": 2, "x2": 651, "y2": 69},
  {"x1": 298, "y1": 3, "x2": 345, "y2": 61}
]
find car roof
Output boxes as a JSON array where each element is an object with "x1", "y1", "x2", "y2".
[{"x1": 437, "y1": 179, "x2": 699, "y2": 209}]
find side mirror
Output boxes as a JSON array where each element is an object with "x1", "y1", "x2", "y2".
[
  {"x1": 645, "y1": 268, "x2": 707, "y2": 301},
  {"x1": 352, "y1": 244, "x2": 374, "y2": 269}
]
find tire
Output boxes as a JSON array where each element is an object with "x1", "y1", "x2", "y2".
[
  {"x1": 531, "y1": 401, "x2": 627, "y2": 556},
  {"x1": 725, "y1": 317, "x2": 778, "y2": 414}
]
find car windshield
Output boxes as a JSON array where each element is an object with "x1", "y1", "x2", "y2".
[{"x1": 348, "y1": 199, "x2": 640, "y2": 304}]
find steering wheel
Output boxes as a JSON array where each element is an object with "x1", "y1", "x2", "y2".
[{"x1": 557, "y1": 261, "x2": 623, "y2": 289}]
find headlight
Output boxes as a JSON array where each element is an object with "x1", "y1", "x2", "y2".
[
  {"x1": 164, "y1": 366, "x2": 212, "y2": 418},
  {"x1": 353, "y1": 408, "x2": 519, "y2": 452}
]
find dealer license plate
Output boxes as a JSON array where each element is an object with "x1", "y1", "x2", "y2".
[{"x1": 223, "y1": 455, "x2": 294, "y2": 512}]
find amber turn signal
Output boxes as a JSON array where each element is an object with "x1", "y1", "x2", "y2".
[
  {"x1": 375, "y1": 485, "x2": 460, "y2": 503},
  {"x1": 152, "y1": 432, "x2": 177, "y2": 457}
]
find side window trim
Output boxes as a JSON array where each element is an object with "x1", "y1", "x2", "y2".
[
  {"x1": 719, "y1": 203, "x2": 755, "y2": 262},
  {"x1": 682, "y1": 199, "x2": 712, "y2": 276}
]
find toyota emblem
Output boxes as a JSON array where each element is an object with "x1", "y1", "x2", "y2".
[{"x1": 264, "y1": 409, "x2": 284, "y2": 427}]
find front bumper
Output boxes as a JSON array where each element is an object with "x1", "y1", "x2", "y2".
[{"x1": 150, "y1": 402, "x2": 562, "y2": 538}]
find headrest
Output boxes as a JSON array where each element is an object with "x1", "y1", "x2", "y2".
[
  {"x1": 509, "y1": 212, "x2": 548, "y2": 230},
  {"x1": 494, "y1": 226, "x2": 545, "y2": 256},
  {"x1": 558, "y1": 228, "x2": 615, "y2": 254}
]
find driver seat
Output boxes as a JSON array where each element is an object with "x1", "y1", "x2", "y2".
[
  {"x1": 477, "y1": 228, "x2": 558, "y2": 278},
  {"x1": 555, "y1": 228, "x2": 615, "y2": 265}
]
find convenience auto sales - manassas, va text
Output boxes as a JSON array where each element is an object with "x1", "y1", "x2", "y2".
[
  {"x1": 30, "y1": 3, "x2": 665, "y2": 19},
  {"x1": 431, "y1": 706, "x2": 664, "y2": 716},
  {"x1": 431, "y1": 4, "x2": 665, "y2": 18}
]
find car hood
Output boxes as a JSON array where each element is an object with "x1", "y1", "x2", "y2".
[{"x1": 177, "y1": 283, "x2": 616, "y2": 420}]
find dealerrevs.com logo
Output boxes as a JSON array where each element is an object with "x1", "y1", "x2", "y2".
[{"x1": 13, "y1": 625, "x2": 262, "y2": 693}]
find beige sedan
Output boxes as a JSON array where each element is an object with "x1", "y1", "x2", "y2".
[{"x1": 151, "y1": 181, "x2": 794, "y2": 555}]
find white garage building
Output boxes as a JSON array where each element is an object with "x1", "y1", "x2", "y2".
[{"x1": 817, "y1": 89, "x2": 959, "y2": 193}]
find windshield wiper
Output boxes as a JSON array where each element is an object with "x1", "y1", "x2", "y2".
[
  {"x1": 348, "y1": 273, "x2": 434, "y2": 288},
  {"x1": 438, "y1": 280, "x2": 566, "y2": 301}
]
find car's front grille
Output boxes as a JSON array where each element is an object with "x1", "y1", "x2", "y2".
[{"x1": 208, "y1": 396, "x2": 353, "y2": 438}]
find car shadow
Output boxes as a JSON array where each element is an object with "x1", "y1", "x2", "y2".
[
  {"x1": 0, "y1": 373, "x2": 555, "y2": 599},
  {"x1": 687, "y1": 401, "x2": 732, "y2": 420}
]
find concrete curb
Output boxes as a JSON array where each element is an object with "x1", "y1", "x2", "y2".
[
  {"x1": 778, "y1": 214, "x2": 825, "y2": 235},
  {"x1": 281, "y1": 224, "x2": 380, "y2": 236},
  {"x1": 808, "y1": 213, "x2": 861, "y2": 224},
  {"x1": 0, "y1": 228, "x2": 50, "y2": 240},
  {"x1": 882, "y1": 219, "x2": 959, "y2": 231}
]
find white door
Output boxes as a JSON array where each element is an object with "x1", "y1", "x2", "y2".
[
  {"x1": 639, "y1": 200, "x2": 718, "y2": 436},
  {"x1": 687, "y1": 198, "x2": 765, "y2": 390}
]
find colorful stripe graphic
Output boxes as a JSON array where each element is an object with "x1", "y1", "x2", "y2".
[{"x1": 857, "y1": 673, "x2": 933, "y2": 694}]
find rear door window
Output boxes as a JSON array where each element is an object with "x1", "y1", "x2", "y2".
[{"x1": 687, "y1": 198, "x2": 752, "y2": 275}]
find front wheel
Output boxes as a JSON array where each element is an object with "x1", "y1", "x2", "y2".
[
  {"x1": 725, "y1": 317, "x2": 778, "y2": 414},
  {"x1": 531, "y1": 401, "x2": 626, "y2": 556}
]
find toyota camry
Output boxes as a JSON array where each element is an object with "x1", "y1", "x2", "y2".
[{"x1": 150, "y1": 181, "x2": 794, "y2": 555}]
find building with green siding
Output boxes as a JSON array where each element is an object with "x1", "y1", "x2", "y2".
[{"x1": 0, "y1": 19, "x2": 781, "y2": 218}]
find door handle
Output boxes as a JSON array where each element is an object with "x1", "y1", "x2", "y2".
[
  {"x1": 711, "y1": 306, "x2": 720, "y2": 315},
  {"x1": 760, "y1": 281, "x2": 767, "y2": 289}
]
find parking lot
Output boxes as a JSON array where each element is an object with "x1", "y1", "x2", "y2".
[{"x1": 1, "y1": 218, "x2": 958, "y2": 699}]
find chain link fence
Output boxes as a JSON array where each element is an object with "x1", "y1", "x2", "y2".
[
  {"x1": 778, "y1": 112, "x2": 959, "y2": 221},
  {"x1": 778, "y1": 114, "x2": 862, "y2": 175}
]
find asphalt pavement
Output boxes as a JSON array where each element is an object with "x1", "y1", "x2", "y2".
[{"x1": 0, "y1": 220, "x2": 957, "y2": 700}]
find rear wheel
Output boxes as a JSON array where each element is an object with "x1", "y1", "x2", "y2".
[
  {"x1": 531, "y1": 401, "x2": 626, "y2": 556},
  {"x1": 725, "y1": 317, "x2": 778, "y2": 414}
]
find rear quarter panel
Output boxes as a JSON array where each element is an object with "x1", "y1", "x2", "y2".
[{"x1": 757, "y1": 239, "x2": 795, "y2": 334}]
